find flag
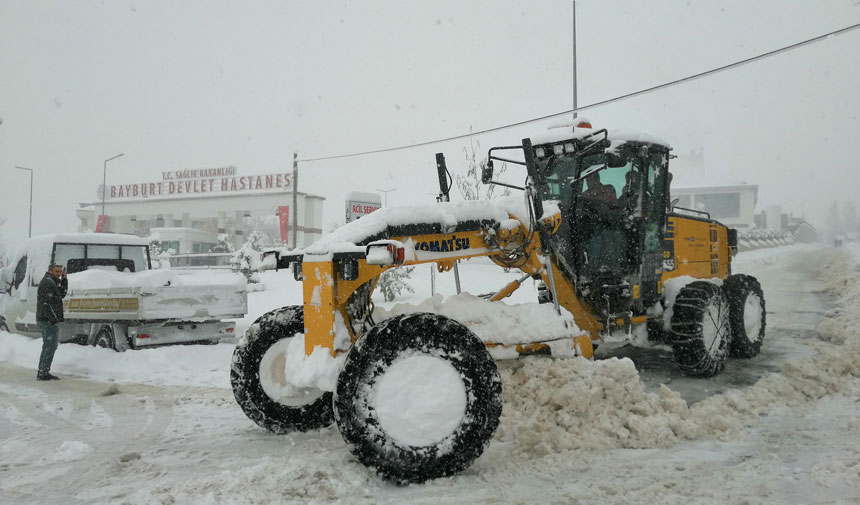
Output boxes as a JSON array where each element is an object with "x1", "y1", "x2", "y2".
[{"x1": 278, "y1": 206, "x2": 290, "y2": 243}]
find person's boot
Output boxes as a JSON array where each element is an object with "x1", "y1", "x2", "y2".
[{"x1": 37, "y1": 372, "x2": 60, "y2": 381}]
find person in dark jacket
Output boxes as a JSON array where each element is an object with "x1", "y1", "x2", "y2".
[{"x1": 36, "y1": 263, "x2": 67, "y2": 381}]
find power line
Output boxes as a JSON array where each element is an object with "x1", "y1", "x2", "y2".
[{"x1": 297, "y1": 21, "x2": 860, "y2": 164}]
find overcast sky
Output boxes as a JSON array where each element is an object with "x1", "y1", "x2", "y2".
[{"x1": 1, "y1": 0, "x2": 859, "y2": 248}]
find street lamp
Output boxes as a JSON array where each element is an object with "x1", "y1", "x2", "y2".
[
  {"x1": 102, "y1": 153, "x2": 125, "y2": 224},
  {"x1": 376, "y1": 188, "x2": 396, "y2": 207},
  {"x1": 14, "y1": 166, "x2": 33, "y2": 237}
]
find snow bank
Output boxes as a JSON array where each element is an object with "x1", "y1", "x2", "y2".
[
  {"x1": 374, "y1": 292, "x2": 583, "y2": 345},
  {"x1": 0, "y1": 332, "x2": 234, "y2": 388},
  {"x1": 494, "y1": 246, "x2": 860, "y2": 457}
]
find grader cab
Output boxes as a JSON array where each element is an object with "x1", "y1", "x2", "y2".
[{"x1": 230, "y1": 121, "x2": 766, "y2": 484}]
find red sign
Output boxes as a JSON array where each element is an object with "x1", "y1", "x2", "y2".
[
  {"x1": 95, "y1": 215, "x2": 107, "y2": 232},
  {"x1": 346, "y1": 200, "x2": 381, "y2": 222},
  {"x1": 278, "y1": 206, "x2": 290, "y2": 243}
]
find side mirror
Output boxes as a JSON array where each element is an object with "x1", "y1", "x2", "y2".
[{"x1": 481, "y1": 160, "x2": 494, "y2": 184}]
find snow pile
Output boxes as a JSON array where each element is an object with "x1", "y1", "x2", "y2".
[
  {"x1": 495, "y1": 358, "x2": 694, "y2": 455},
  {"x1": 374, "y1": 292, "x2": 582, "y2": 345},
  {"x1": 41, "y1": 440, "x2": 94, "y2": 463},
  {"x1": 281, "y1": 334, "x2": 344, "y2": 393},
  {"x1": 495, "y1": 246, "x2": 860, "y2": 457},
  {"x1": 0, "y1": 332, "x2": 234, "y2": 388}
]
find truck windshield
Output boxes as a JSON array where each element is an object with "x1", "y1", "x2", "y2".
[{"x1": 54, "y1": 243, "x2": 151, "y2": 273}]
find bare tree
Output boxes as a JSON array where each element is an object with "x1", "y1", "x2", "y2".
[{"x1": 453, "y1": 136, "x2": 511, "y2": 201}]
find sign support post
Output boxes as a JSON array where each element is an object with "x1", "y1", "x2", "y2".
[{"x1": 292, "y1": 152, "x2": 299, "y2": 249}]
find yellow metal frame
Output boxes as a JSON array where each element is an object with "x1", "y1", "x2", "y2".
[
  {"x1": 300, "y1": 213, "x2": 601, "y2": 360},
  {"x1": 299, "y1": 211, "x2": 735, "y2": 362}
]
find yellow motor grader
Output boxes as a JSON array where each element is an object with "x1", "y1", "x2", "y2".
[{"x1": 230, "y1": 120, "x2": 766, "y2": 484}]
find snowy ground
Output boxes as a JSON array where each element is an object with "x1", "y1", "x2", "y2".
[{"x1": 2, "y1": 244, "x2": 859, "y2": 504}]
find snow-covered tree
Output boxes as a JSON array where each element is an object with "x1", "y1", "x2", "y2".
[
  {"x1": 147, "y1": 233, "x2": 171, "y2": 269},
  {"x1": 239, "y1": 216, "x2": 282, "y2": 247},
  {"x1": 231, "y1": 232, "x2": 264, "y2": 284},
  {"x1": 213, "y1": 233, "x2": 235, "y2": 253},
  {"x1": 378, "y1": 266, "x2": 415, "y2": 302}
]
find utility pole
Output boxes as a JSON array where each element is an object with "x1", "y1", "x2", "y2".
[
  {"x1": 102, "y1": 153, "x2": 125, "y2": 226},
  {"x1": 292, "y1": 152, "x2": 298, "y2": 249},
  {"x1": 14, "y1": 166, "x2": 33, "y2": 237},
  {"x1": 572, "y1": 0, "x2": 578, "y2": 119}
]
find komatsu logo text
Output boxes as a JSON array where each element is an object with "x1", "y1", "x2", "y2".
[{"x1": 415, "y1": 236, "x2": 471, "y2": 252}]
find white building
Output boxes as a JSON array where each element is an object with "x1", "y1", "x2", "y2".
[
  {"x1": 670, "y1": 184, "x2": 759, "y2": 230},
  {"x1": 76, "y1": 167, "x2": 324, "y2": 252}
]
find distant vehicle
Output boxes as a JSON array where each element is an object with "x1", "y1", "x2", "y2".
[{"x1": 0, "y1": 233, "x2": 247, "y2": 350}]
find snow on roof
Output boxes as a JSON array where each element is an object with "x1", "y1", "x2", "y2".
[
  {"x1": 529, "y1": 123, "x2": 670, "y2": 148},
  {"x1": 29, "y1": 232, "x2": 150, "y2": 246}
]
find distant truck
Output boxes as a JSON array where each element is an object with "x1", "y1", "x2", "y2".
[{"x1": 0, "y1": 233, "x2": 248, "y2": 350}]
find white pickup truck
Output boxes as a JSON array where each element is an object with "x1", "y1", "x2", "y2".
[{"x1": 0, "y1": 233, "x2": 248, "y2": 350}]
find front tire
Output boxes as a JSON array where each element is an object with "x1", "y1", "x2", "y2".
[
  {"x1": 724, "y1": 274, "x2": 766, "y2": 358},
  {"x1": 669, "y1": 281, "x2": 731, "y2": 377},
  {"x1": 230, "y1": 306, "x2": 334, "y2": 434},
  {"x1": 334, "y1": 313, "x2": 502, "y2": 484}
]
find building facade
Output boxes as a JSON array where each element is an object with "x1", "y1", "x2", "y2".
[
  {"x1": 670, "y1": 184, "x2": 758, "y2": 230},
  {"x1": 76, "y1": 167, "x2": 324, "y2": 252}
]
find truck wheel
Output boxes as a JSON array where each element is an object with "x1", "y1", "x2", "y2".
[
  {"x1": 90, "y1": 326, "x2": 116, "y2": 350},
  {"x1": 334, "y1": 313, "x2": 502, "y2": 484},
  {"x1": 723, "y1": 274, "x2": 766, "y2": 358},
  {"x1": 669, "y1": 281, "x2": 731, "y2": 377},
  {"x1": 230, "y1": 306, "x2": 333, "y2": 434},
  {"x1": 0, "y1": 318, "x2": 9, "y2": 333}
]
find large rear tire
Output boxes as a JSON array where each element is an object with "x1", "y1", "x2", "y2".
[
  {"x1": 724, "y1": 274, "x2": 766, "y2": 358},
  {"x1": 334, "y1": 313, "x2": 502, "y2": 484},
  {"x1": 669, "y1": 281, "x2": 731, "y2": 377},
  {"x1": 230, "y1": 306, "x2": 334, "y2": 434}
]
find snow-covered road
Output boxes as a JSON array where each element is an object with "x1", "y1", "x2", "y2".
[
  {"x1": 2, "y1": 244, "x2": 859, "y2": 504},
  {"x1": 598, "y1": 244, "x2": 830, "y2": 404}
]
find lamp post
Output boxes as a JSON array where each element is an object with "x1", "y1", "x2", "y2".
[
  {"x1": 14, "y1": 166, "x2": 33, "y2": 237},
  {"x1": 376, "y1": 188, "x2": 396, "y2": 207},
  {"x1": 102, "y1": 153, "x2": 125, "y2": 228}
]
